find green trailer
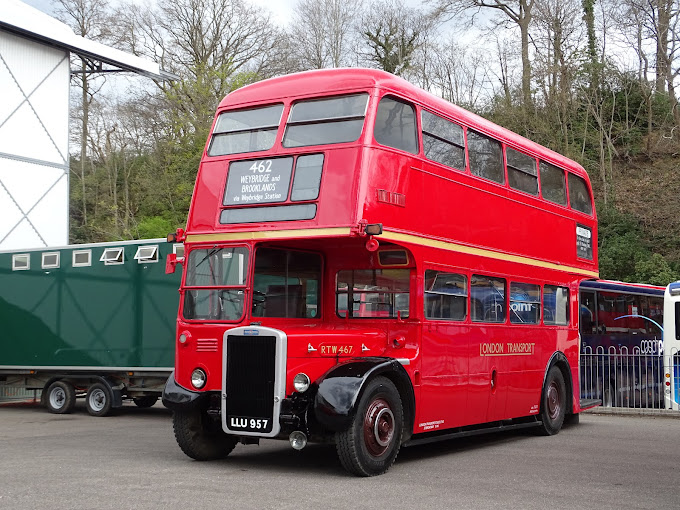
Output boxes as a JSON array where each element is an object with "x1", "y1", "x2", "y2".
[{"x1": 0, "y1": 239, "x2": 182, "y2": 416}]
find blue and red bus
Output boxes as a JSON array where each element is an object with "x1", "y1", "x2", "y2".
[
  {"x1": 163, "y1": 68, "x2": 599, "y2": 476},
  {"x1": 579, "y1": 279, "x2": 665, "y2": 408}
]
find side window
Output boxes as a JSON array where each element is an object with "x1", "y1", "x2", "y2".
[
  {"x1": 568, "y1": 173, "x2": 593, "y2": 215},
  {"x1": 374, "y1": 96, "x2": 418, "y2": 154},
  {"x1": 471, "y1": 275, "x2": 506, "y2": 323},
  {"x1": 336, "y1": 269, "x2": 410, "y2": 319},
  {"x1": 467, "y1": 130, "x2": 504, "y2": 184},
  {"x1": 506, "y1": 148, "x2": 538, "y2": 195},
  {"x1": 540, "y1": 161, "x2": 567, "y2": 205},
  {"x1": 421, "y1": 110, "x2": 465, "y2": 170},
  {"x1": 545, "y1": 285, "x2": 569, "y2": 325},
  {"x1": 424, "y1": 270, "x2": 467, "y2": 321},
  {"x1": 509, "y1": 283, "x2": 541, "y2": 324}
]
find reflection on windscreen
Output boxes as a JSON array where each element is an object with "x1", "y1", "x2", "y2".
[
  {"x1": 183, "y1": 247, "x2": 249, "y2": 321},
  {"x1": 252, "y1": 248, "x2": 321, "y2": 318}
]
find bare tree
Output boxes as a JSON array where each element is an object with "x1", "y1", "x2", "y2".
[
  {"x1": 53, "y1": 0, "x2": 112, "y2": 228},
  {"x1": 359, "y1": 0, "x2": 435, "y2": 76},
  {"x1": 433, "y1": 0, "x2": 536, "y2": 107},
  {"x1": 113, "y1": 0, "x2": 282, "y2": 131},
  {"x1": 287, "y1": 0, "x2": 362, "y2": 70}
]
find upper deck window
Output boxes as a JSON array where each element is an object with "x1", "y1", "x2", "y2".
[
  {"x1": 568, "y1": 173, "x2": 593, "y2": 215},
  {"x1": 374, "y1": 96, "x2": 418, "y2": 154},
  {"x1": 506, "y1": 148, "x2": 538, "y2": 195},
  {"x1": 209, "y1": 104, "x2": 283, "y2": 156},
  {"x1": 540, "y1": 161, "x2": 567, "y2": 206},
  {"x1": 421, "y1": 110, "x2": 465, "y2": 170},
  {"x1": 468, "y1": 130, "x2": 504, "y2": 184},
  {"x1": 282, "y1": 93, "x2": 368, "y2": 148}
]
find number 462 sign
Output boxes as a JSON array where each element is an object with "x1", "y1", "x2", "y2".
[{"x1": 224, "y1": 157, "x2": 293, "y2": 205}]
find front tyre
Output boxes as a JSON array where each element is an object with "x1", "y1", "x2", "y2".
[
  {"x1": 537, "y1": 366, "x2": 567, "y2": 436},
  {"x1": 336, "y1": 376, "x2": 403, "y2": 477},
  {"x1": 45, "y1": 381, "x2": 76, "y2": 414},
  {"x1": 173, "y1": 408, "x2": 237, "y2": 461}
]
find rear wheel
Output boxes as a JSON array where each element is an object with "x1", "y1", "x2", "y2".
[
  {"x1": 86, "y1": 383, "x2": 113, "y2": 417},
  {"x1": 173, "y1": 408, "x2": 237, "y2": 461},
  {"x1": 133, "y1": 395, "x2": 158, "y2": 408},
  {"x1": 536, "y1": 366, "x2": 567, "y2": 436},
  {"x1": 336, "y1": 376, "x2": 403, "y2": 477},
  {"x1": 45, "y1": 381, "x2": 76, "y2": 414}
]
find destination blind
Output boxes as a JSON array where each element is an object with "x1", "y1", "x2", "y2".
[{"x1": 224, "y1": 157, "x2": 294, "y2": 205}]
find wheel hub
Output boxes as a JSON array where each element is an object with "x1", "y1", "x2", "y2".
[
  {"x1": 363, "y1": 398, "x2": 395, "y2": 456},
  {"x1": 547, "y1": 381, "x2": 561, "y2": 420}
]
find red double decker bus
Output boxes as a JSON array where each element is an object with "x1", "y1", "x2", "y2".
[{"x1": 163, "y1": 68, "x2": 600, "y2": 476}]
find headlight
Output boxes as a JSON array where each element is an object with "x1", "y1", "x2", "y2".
[
  {"x1": 191, "y1": 368, "x2": 207, "y2": 389},
  {"x1": 293, "y1": 373, "x2": 310, "y2": 393}
]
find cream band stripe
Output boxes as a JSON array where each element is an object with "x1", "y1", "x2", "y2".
[
  {"x1": 380, "y1": 230, "x2": 599, "y2": 278},
  {"x1": 185, "y1": 226, "x2": 599, "y2": 278}
]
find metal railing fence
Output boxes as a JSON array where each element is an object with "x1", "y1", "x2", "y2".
[{"x1": 581, "y1": 346, "x2": 679, "y2": 410}]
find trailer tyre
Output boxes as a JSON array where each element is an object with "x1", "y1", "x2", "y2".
[
  {"x1": 173, "y1": 409, "x2": 237, "y2": 461},
  {"x1": 133, "y1": 395, "x2": 158, "y2": 408},
  {"x1": 86, "y1": 382, "x2": 113, "y2": 417},
  {"x1": 536, "y1": 366, "x2": 566, "y2": 436},
  {"x1": 45, "y1": 381, "x2": 76, "y2": 414},
  {"x1": 335, "y1": 376, "x2": 403, "y2": 477}
]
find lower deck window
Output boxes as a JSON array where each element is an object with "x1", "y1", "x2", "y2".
[
  {"x1": 544, "y1": 285, "x2": 569, "y2": 325},
  {"x1": 252, "y1": 248, "x2": 321, "y2": 318},
  {"x1": 509, "y1": 283, "x2": 541, "y2": 324},
  {"x1": 336, "y1": 269, "x2": 410, "y2": 318},
  {"x1": 424, "y1": 270, "x2": 467, "y2": 321},
  {"x1": 471, "y1": 275, "x2": 506, "y2": 323}
]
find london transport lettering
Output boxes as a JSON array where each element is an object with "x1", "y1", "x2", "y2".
[{"x1": 480, "y1": 342, "x2": 536, "y2": 356}]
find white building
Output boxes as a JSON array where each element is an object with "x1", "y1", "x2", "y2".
[{"x1": 0, "y1": 0, "x2": 173, "y2": 250}]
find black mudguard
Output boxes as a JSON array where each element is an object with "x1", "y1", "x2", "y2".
[
  {"x1": 313, "y1": 357, "x2": 415, "y2": 434},
  {"x1": 161, "y1": 371, "x2": 210, "y2": 410}
]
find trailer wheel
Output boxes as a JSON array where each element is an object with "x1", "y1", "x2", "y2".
[
  {"x1": 335, "y1": 376, "x2": 403, "y2": 477},
  {"x1": 536, "y1": 366, "x2": 566, "y2": 436},
  {"x1": 86, "y1": 382, "x2": 113, "y2": 417},
  {"x1": 45, "y1": 381, "x2": 76, "y2": 414},
  {"x1": 133, "y1": 395, "x2": 158, "y2": 408},
  {"x1": 173, "y1": 408, "x2": 237, "y2": 461}
]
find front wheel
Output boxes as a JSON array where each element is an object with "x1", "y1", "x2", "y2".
[
  {"x1": 173, "y1": 408, "x2": 237, "y2": 461},
  {"x1": 45, "y1": 381, "x2": 76, "y2": 414},
  {"x1": 335, "y1": 376, "x2": 403, "y2": 477},
  {"x1": 536, "y1": 366, "x2": 567, "y2": 436}
]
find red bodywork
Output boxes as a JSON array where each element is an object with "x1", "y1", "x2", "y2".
[{"x1": 174, "y1": 68, "x2": 598, "y2": 435}]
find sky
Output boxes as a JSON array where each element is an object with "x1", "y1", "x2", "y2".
[{"x1": 23, "y1": 0, "x2": 305, "y2": 27}]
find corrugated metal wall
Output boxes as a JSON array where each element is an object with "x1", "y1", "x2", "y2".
[{"x1": 0, "y1": 30, "x2": 69, "y2": 250}]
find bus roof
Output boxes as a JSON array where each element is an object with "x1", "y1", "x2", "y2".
[
  {"x1": 581, "y1": 279, "x2": 666, "y2": 296},
  {"x1": 220, "y1": 68, "x2": 587, "y2": 178}
]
